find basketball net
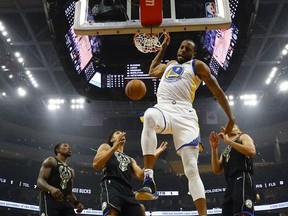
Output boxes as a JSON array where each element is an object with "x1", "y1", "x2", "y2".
[
  {"x1": 133, "y1": 0, "x2": 163, "y2": 53},
  {"x1": 133, "y1": 33, "x2": 162, "y2": 53}
]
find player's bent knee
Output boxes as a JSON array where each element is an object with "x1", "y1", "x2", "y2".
[
  {"x1": 144, "y1": 109, "x2": 156, "y2": 122},
  {"x1": 144, "y1": 108, "x2": 163, "y2": 126}
]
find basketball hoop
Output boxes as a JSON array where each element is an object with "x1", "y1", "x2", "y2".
[{"x1": 133, "y1": 32, "x2": 162, "y2": 53}]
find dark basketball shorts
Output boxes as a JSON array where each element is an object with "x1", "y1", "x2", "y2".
[
  {"x1": 222, "y1": 172, "x2": 256, "y2": 216},
  {"x1": 39, "y1": 191, "x2": 76, "y2": 216},
  {"x1": 100, "y1": 179, "x2": 143, "y2": 216}
]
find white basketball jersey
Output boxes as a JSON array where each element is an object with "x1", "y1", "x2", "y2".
[{"x1": 157, "y1": 60, "x2": 201, "y2": 103}]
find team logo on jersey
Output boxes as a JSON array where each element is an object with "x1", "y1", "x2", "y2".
[
  {"x1": 59, "y1": 165, "x2": 72, "y2": 190},
  {"x1": 245, "y1": 199, "x2": 253, "y2": 209},
  {"x1": 164, "y1": 65, "x2": 184, "y2": 82},
  {"x1": 222, "y1": 145, "x2": 231, "y2": 162},
  {"x1": 115, "y1": 152, "x2": 130, "y2": 172}
]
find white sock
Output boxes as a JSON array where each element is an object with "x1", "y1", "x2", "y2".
[{"x1": 144, "y1": 169, "x2": 154, "y2": 179}]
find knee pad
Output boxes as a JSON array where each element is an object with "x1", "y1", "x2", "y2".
[
  {"x1": 143, "y1": 108, "x2": 157, "y2": 128},
  {"x1": 143, "y1": 108, "x2": 164, "y2": 129},
  {"x1": 181, "y1": 148, "x2": 206, "y2": 201},
  {"x1": 141, "y1": 108, "x2": 163, "y2": 155},
  {"x1": 183, "y1": 159, "x2": 199, "y2": 180}
]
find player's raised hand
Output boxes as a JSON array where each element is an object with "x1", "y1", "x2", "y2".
[
  {"x1": 209, "y1": 132, "x2": 219, "y2": 149},
  {"x1": 114, "y1": 132, "x2": 126, "y2": 147},
  {"x1": 156, "y1": 141, "x2": 168, "y2": 154},
  {"x1": 162, "y1": 32, "x2": 170, "y2": 48}
]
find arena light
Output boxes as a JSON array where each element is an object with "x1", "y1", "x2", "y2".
[
  {"x1": 282, "y1": 44, "x2": 288, "y2": 56},
  {"x1": 26, "y1": 70, "x2": 39, "y2": 88},
  {"x1": 71, "y1": 98, "x2": 85, "y2": 109},
  {"x1": 265, "y1": 42, "x2": 288, "y2": 87},
  {"x1": 0, "y1": 21, "x2": 12, "y2": 44},
  {"x1": 239, "y1": 93, "x2": 258, "y2": 106},
  {"x1": 228, "y1": 100, "x2": 235, "y2": 106},
  {"x1": 14, "y1": 52, "x2": 24, "y2": 64},
  {"x1": 265, "y1": 67, "x2": 277, "y2": 85},
  {"x1": 244, "y1": 100, "x2": 258, "y2": 106},
  {"x1": 14, "y1": 52, "x2": 21, "y2": 58},
  {"x1": 47, "y1": 104, "x2": 61, "y2": 110},
  {"x1": 2, "y1": 31, "x2": 7, "y2": 36},
  {"x1": 17, "y1": 87, "x2": 26, "y2": 97},
  {"x1": 18, "y1": 57, "x2": 24, "y2": 63},
  {"x1": 279, "y1": 81, "x2": 288, "y2": 92},
  {"x1": 0, "y1": 21, "x2": 39, "y2": 89},
  {"x1": 240, "y1": 94, "x2": 257, "y2": 100},
  {"x1": 47, "y1": 98, "x2": 65, "y2": 111},
  {"x1": 0, "y1": 22, "x2": 4, "y2": 31},
  {"x1": 48, "y1": 98, "x2": 65, "y2": 104},
  {"x1": 226, "y1": 95, "x2": 235, "y2": 106},
  {"x1": 265, "y1": 77, "x2": 271, "y2": 85},
  {"x1": 71, "y1": 104, "x2": 84, "y2": 109}
]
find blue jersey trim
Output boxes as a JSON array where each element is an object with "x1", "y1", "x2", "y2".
[
  {"x1": 241, "y1": 211, "x2": 254, "y2": 216},
  {"x1": 192, "y1": 59, "x2": 197, "y2": 75},
  {"x1": 176, "y1": 135, "x2": 201, "y2": 152}
]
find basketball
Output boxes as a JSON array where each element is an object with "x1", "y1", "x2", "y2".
[{"x1": 125, "y1": 79, "x2": 146, "y2": 101}]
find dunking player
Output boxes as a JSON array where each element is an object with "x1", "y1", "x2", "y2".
[
  {"x1": 37, "y1": 142, "x2": 84, "y2": 216},
  {"x1": 135, "y1": 32, "x2": 235, "y2": 216},
  {"x1": 209, "y1": 125, "x2": 256, "y2": 215}
]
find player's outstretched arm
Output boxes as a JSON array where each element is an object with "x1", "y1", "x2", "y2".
[
  {"x1": 195, "y1": 60, "x2": 235, "y2": 134},
  {"x1": 149, "y1": 32, "x2": 171, "y2": 78},
  {"x1": 131, "y1": 141, "x2": 168, "y2": 180},
  {"x1": 209, "y1": 132, "x2": 223, "y2": 175}
]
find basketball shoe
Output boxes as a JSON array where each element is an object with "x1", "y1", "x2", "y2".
[{"x1": 135, "y1": 177, "x2": 158, "y2": 200}]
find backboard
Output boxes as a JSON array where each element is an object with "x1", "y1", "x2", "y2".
[
  {"x1": 44, "y1": 0, "x2": 258, "y2": 101},
  {"x1": 73, "y1": 0, "x2": 231, "y2": 36}
]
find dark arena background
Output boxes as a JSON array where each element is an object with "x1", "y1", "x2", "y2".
[{"x1": 1, "y1": 0, "x2": 288, "y2": 215}]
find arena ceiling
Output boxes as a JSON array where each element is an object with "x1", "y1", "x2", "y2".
[{"x1": 0, "y1": 0, "x2": 288, "y2": 165}]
